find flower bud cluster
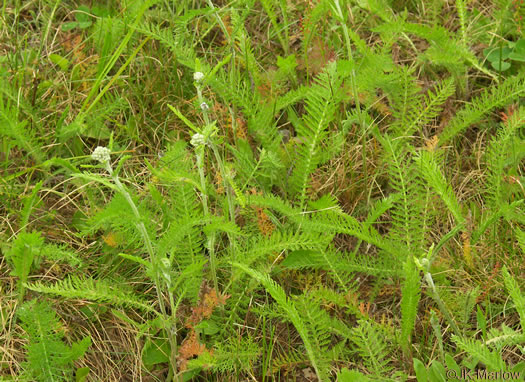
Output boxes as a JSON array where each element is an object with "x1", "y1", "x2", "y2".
[
  {"x1": 191, "y1": 133, "x2": 206, "y2": 147},
  {"x1": 91, "y1": 146, "x2": 111, "y2": 163},
  {"x1": 193, "y1": 72, "x2": 204, "y2": 82}
]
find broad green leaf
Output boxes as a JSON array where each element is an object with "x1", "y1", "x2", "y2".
[
  {"x1": 513, "y1": 39, "x2": 525, "y2": 54},
  {"x1": 77, "y1": 21, "x2": 93, "y2": 29},
  {"x1": 49, "y1": 54, "x2": 69, "y2": 71},
  {"x1": 508, "y1": 51, "x2": 525, "y2": 62},
  {"x1": 61, "y1": 21, "x2": 79, "y2": 31},
  {"x1": 337, "y1": 368, "x2": 372, "y2": 381},
  {"x1": 490, "y1": 60, "x2": 511, "y2": 71},
  {"x1": 142, "y1": 338, "x2": 170, "y2": 367},
  {"x1": 445, "y1": 353, "x2": 461, "y2": 375},
  {"x1": 76, "y1": 367, "x2": 90, "y2": 382},
  {"x1": 428, "y1": 361, "x2": 447, "y2": 382},
  {"x1": 76, "y1": 6, "x2": 92, "y2": 23},
  {"x1": 484, "y1": 47, "x2": 511, "y2": 62},
  {"x1": 195, "y1": 320, "x2": 220, "y2": 335},
  {"x1": 413, "y1": 358, "x2": 428, "y2": 382}
]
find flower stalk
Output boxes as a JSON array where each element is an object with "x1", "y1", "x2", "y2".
[
  {"x1": 91, "y1": 147, "x2": 180, "y2": 381},
  {"x1": 415, "y1": 246, "x2": 462, "y2": 336},
  {"x1": 192, "y1": 73, "x2": 238, "y2": 288}
]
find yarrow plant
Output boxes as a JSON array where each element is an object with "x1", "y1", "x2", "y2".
[
  {"x1": 6, "y1": 1, "x2": 525, "y2": 381},
  {"x1": 87, "y1": 145, "x2": 180, "y2": 378}
]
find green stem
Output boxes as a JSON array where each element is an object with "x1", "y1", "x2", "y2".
[
  {"x1": 193, "y1": 115, "x2": 219, "y2": 289},
  {"x1": 195, "y1": 146, "x2": 218, "y2": 292},
  {"x1": 423, "y1": 270, "x2": 462, "y2": 336},
  {"x1": 194, "y1": 81, "x2": 238, "y2": 289},
  {"x1": 105, "y1": 162, "x2": 179, "y2": 379}
]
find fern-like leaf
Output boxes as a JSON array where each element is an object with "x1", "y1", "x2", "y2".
[
  {"x1": 242, "y1": 229, "x2": 331, "y2": 268},
  {"x1": 400, "y1": 256, "x2": 421, "y2": 354},
  {"x1": 414, "y1": 149, "x2": 464, "y2": 224},
  {"x1": 375, "y1": 130, "x2": 427, "y2": 255},
  {"x1": 290, "y1": 62, "x2": 340, "y2": 207},
  {"x1": 232, "y1": 263, "x2": 330, "y2": 381},
  {"x1": 281, "y1": 247, "x2": 401, "y2": 280},
  {"x1": 6, "y1": 232, "x2": 43, "y2": 286},
  {"x1": 0, "y1": 85, "x2": 44, "y2": 164},
  {"x1": 18, "y1": 300, "x2": 91, "y2": 382},
  {"x1": 484, "y1": 107, "x2": 525, "y2": 210},
  {"x1": 349, "y1": 319, "x2": 393, "y2": 377},
  {"x1": 135, "y1": 21, "x2": 195, "y2": 69},
  {"x1": 452, "y1": 335, "x2": 506, "y2": 371},
  {"x1": 502, "y1": 266, "x2": 525, "y2": 330},
  {"x1": 393, "y1": 77, "x2": 455, "y2": 138},
  {"x1": 25, "y1": 276, "x2": 155, "y2": 313},
  {"x1": 439, "y1": 73, "x2": 525, "y2": 145}
]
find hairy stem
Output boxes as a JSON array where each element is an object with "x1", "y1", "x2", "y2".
[{"x1": 105, "y1": 162, "x2": 179, "y2": 379}]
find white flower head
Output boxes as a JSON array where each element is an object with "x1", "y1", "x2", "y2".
[
  {"x1": 91, "y1": 146, "x2": 111, "y2": 163},
  {"x1": 193, "y1": 72, "x2": 204, "y2": 82},
  {"x1": 200, "y1": 102, "x2": 209, "y2": 111},
  {"x1": 190, "y1": 133, "x2": 206, "y2": 147}
]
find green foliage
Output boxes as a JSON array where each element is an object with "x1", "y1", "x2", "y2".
[
  {"x1": 82, "y1": 193, "x2": 151, "y2": 249},
  {"x1": 414, "y1": 150, "x2": 464, "y2": 225},
  {"x1": 19, "y1": 180, "x2": 43, "y2": 232},
  {"x1": 484, "y1": 39, "x2": 525, "y2": 72},
  {"x1": 25, "y1": 276, "x2": 154, "y2": 313},
  {"x1": 455, "y1": 0, "x2": 467, "y2": 48},
  {"x1": 374, "y1": 130, "x2": 427, "y2": 255},
  {"x1": 0, "y1": 81, "x2": 44, "y2": 164},
  {"x1": 260, "y1": 0, "x2": 290, "y2": 55},
  {"x1": 4, "y1": 231, "x2": 82, "y2": 302},
  {"x1": 439, "y1": 73, "x2": 525, "y2": 145},
  {"x1": 61, "y1": 5, "x2": 93, "y2": 31},
  {"x1": 248, "y1": 193, "x2": 398, "y2": 256},
  {"x1": 450, "y1": 267, "x2": 525, "y2": 372},
  {"x1": 484, "y1": 107, "x2": 524, "y2": 210},
  {"x1": 391, "y1": 76, "x2": 455, "y2": 138},
  {"x1": 242, "y1": 229, "x2": 331, "y2": 268},
  {"x1": 233, "y1": 262, "x2": 334, "y2": 381},
  {"x1": 452, "y1": 325, "x2": 520, "y2": 371},
  {"x1": 289, "y1": 62, "x2": 342, "y2": 207},
  {"x1": 400, "y1": 256, "x2": 421, "y2": 354},
  {"x1": 5, "y1": 232, "x2": 43, "y2": 287},
  {"x1": 502, "y1": 266, "x2": 525, "y2": 330},
  {"x1": 337, "y1": 368, "x2": 373, "y2": 381},
  {"x1": 301, "y1": 0, "x2": 330, "y2": 68},
  {"x1": 349, "y1": 319, "x2": 395, "y2": 379},
  {"x1": 3, "y1": 0, "x2": 525, "y2": 380},
  {"x1": 413, "y1": 358, "x2": 449, "y2": 382},
  {"x1": 188, "y1": 336, "x2": 259, "y2": 374},
  {"x1": 17, "y1": 300, "x2": 91, "y2": 381},
  {"x1": 470, "y1": 107, "x2": 524, "y2": 244}
]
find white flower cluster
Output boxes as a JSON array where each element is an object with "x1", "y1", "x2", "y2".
[
  {"x1": 190, "y1": 133, "x2": 206, "y2": 147},
  {"x1": 91, "y1": 146, "x2": 111, "y2": 163},
  {"x1": 193, "y1": 72, "x2": 204, "y2": 82}
]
